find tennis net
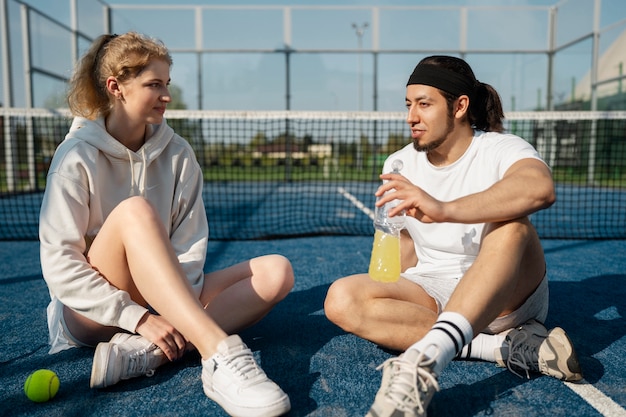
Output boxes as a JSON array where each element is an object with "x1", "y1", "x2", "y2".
[{"x1": 1, "y1": 108, "x2": 625, "y2": 240}]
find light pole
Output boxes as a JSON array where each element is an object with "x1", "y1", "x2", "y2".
[
  {"x1": 352, "y1": 22, "x2": 368, "y2": 111},
  {"x1": 352, "y1": 22, "x2": 368, "y2": 171}
]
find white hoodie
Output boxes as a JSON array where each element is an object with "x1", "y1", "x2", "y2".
[{"x1": 39, "y1": 117, "x2": 208, "y2": 353}]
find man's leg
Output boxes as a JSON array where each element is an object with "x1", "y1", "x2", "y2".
[
  {"x1": 324, "y1": 273, "x2": 439, "y2": 351},
  {"x1": 408, "y1": 217, "x2": 545, "y2": 375},
  {"x1": 364, "y1": 218, "x2": 572, "y2": 417},
  {"x1": 444, "y1": 217, "x2": 546, "y2": 333}
]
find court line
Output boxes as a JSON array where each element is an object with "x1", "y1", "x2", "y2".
[
  {"x1": 337, "y1": 187, "x2": 375, "y2": 220},
  {"x1": 564, "y1": 380, "x2": 626, "y2": 416}
]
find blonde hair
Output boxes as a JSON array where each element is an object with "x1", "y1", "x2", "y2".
[{"x1": 67, "y1": 31, "x2": 172, "y2": 119}]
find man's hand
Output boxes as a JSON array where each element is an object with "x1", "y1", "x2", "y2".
[{"x1": 376, "y1": 173, "x2": 446, "y2": 223}]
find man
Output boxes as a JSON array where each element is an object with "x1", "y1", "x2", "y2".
[{"x1": 324, "y1": 55, "x2": 582, "y2": 417}]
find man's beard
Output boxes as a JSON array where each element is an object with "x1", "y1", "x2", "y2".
[
  {"x1": 412, "y1": 111, "x2": 455, "y2": 153},
  {"x1": 413, "y1": 136, "x2": 446, "y2": 153}
]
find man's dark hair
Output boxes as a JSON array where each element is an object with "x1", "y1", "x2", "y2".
[{"x1": 418, "y1": 55, "x2": 505, "y2": 133}]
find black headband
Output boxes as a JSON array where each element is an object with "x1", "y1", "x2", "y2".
[{"x1": 407, "y1": 64, "x2": 476, "y2": 98}]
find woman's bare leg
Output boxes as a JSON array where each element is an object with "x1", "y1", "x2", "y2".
[
  {"x1": 200, "y1": 254, "x2": 294, "y2": 333},
  {"x1": 63, "y1": 197, "x2": 226, "y2": 360}
]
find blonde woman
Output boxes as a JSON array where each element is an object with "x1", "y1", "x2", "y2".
[{"x1": 39, "y1": 32, "x2": 293, "y2": 417}]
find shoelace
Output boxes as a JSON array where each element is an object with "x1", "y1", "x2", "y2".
[
  {"x1": 506, "y1": 330, "x2": 539, "y2": 379},
  {"x1": 222, "y1": 346, "x2": 265, "y2": 385},
  {"x1": 378, "y1": 350, "x2": 440, "y2": 414},
  {"x1": 127, "y1": 345, "x2": 158, "y2": 378}
]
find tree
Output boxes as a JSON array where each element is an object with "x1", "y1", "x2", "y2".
[
  {"x1": 167, "y1": 84, "x2": 187, "y2": 110},
  {"x1": 43, "y1": 90, "x2": 68, "y2": 109},
  {"x1": 250, "y1": 132, "x2": 268, "y2": 148},
  {"x1": 386, "y1": 133, "x2": 410, "y2": 154}
]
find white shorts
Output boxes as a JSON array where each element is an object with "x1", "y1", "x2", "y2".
[
  {"x1": 46, "y1": 297, "x2": 93, "y2": 354},
  {"x1": 401, "y1": 272, "x2": 549, "y2": 334}
]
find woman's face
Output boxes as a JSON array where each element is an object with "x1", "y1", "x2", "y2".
[{"x1": 114, "y1": 59, "x2": 171, "y2": 126}]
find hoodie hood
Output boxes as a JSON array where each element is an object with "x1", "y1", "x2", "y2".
[
  {"x1": 65, "y1": 117, "x2": 175, "y2": 196},
  {"x1": 67, "y1": 117, "x2": 174, "y2": 163}
]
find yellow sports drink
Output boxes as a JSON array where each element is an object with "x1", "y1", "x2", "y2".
[{"x1": 368, "y1": 229, "x2": 401, "y2": 282}]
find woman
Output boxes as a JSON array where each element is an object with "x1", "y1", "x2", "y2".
[{"x1": 39, "y1": 31, "x2": 293, "y2": 417}]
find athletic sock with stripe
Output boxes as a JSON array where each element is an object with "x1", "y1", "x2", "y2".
[
  {"x1": 456, "y1": 332, "x2": 507, "y2": 362},
  {"x1": 407, "y1": 311, "x2": 474, "y2": 376}
]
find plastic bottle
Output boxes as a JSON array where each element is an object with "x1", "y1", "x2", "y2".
[{"x1": 368, "y1": 160, "x2": 404, "y2": 283}]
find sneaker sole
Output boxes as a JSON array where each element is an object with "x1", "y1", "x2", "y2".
[
  {"x1": 203, "y1": 384, "x2": 291, "y2": 417},
  {"x1": 541, "y1": 327, "x2": 583, "y2": 382},
  {"x1": 90, "y1": 342, "x2": 115, "y2": 389}
]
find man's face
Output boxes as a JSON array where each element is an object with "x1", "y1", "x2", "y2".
[{"x1": 405, "y1": 84, "x2": 454, "y2": 153}]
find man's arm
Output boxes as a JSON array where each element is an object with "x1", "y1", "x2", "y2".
[
  {"x1": 443, "y1": 158, "x2": 555, "y2": 224},
  {"x1": 379, "y1": 158, "x2": 555, "y2": 225}
]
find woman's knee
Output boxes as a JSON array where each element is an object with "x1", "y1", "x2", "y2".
[
  {"x1": 102, "y1": 197, "x2": 162, "y2": 238},
  {"x1": 113, "y1": 196, "x2": 158, "y2": 222},
  {"x1": 254, "y1": 254, "x2": 294, "y2": 301}
]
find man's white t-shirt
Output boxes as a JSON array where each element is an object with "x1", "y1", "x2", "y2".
[{"x1": 382, "y1": 130, "x2": 546, "y2": 281}]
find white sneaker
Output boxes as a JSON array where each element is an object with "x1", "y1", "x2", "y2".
[
  {"x1": 202, "y1": 335, "x2": 290, "y2": 417},
  {"x1": 366, "y1": 348, "x2": 440, "y2": 417},
  {"x1": 90, "y1": 333, "x2": 166, "y2": 389}
]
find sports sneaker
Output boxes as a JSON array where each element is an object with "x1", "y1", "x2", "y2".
[
  {"x1": 202, "y1": 335, "x2": 290, "y2": 417},
  {"x1": 90, "y1": 333, "x2": 166, "y2": 389},
  {"x1": 495, "y1": 319, "x2": 583, "y2": 382},
  {"x1": 366, "y1": 348, "x2": 440, "y2": 417}
]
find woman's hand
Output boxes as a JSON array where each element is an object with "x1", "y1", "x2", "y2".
[{"x1": 135, "y1": 312, "x2": 188, "y2": 361}]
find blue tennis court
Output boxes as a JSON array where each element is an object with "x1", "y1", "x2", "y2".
[{"x1": 1, "y1": 213, "x2": 625, "y2": 416}]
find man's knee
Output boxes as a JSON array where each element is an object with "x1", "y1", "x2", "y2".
[
  {"x1": 481, "y1": 217, "x2": 536, "y2": 248},
  {"x1": 324, "y1": 279, "x2": 357, "y2": 329}
]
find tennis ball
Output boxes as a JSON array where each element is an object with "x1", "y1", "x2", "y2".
[{"x1": 24, "y1": 369, "x2": 60, "y2": 402}]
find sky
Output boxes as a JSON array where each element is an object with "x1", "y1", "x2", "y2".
[{"x1": 3, "y1": 0, "x2": 626, "y2": 112}]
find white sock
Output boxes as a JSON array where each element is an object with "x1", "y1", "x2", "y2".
[
  {"x1": 407, "y1": 312, "x2": 473, "y2": 376},
  {"x1": 456, "y1": 333, "x2": 506, "y2": 362}
]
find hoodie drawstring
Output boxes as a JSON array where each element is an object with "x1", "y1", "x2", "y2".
[
  {"x1": 140, "y1": 147, "x2": 147, "y2": 196},
  {"x1": 126, "y1": 149, "x2": 135, "y2": 197},
  {"x1": 126, "y1": 148, "x2": 148, "y2": 197}
]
